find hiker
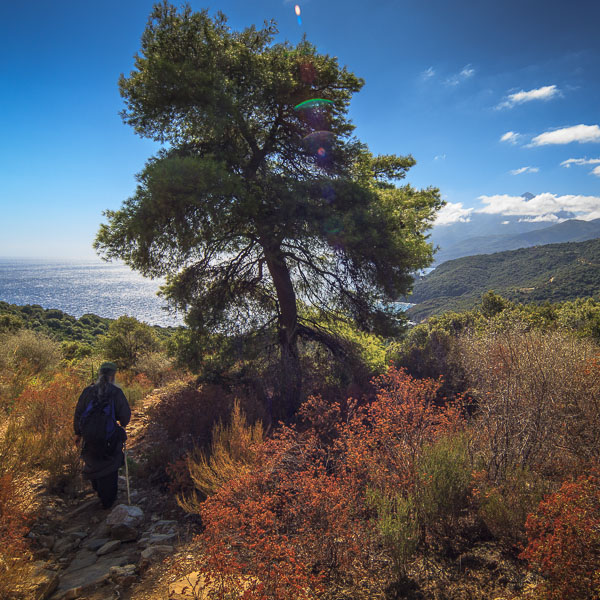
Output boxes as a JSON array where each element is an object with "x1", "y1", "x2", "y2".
[{"x1": 73, "y1": 362, "x2": 131, "y2": 509}]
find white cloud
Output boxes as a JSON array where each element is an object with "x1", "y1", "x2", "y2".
[
  {"x1": 433, "y1": 202, "x2": 474, "y2": 226},
  {"x1": 519, "y1": 214, "x2": 564, "y2": 223},
  {"x1": 496, "y1": 84, "x2": 560, "y2": 109},
  {"x1": 501, "y1": 221, "x2": 510, "y2": 225},
  {"x1": 422, "y1": 67, "x2": 435, "y2": 80},
  {"x1": 561, "y1": 158, "x2": 600, "y2": 167},
  {"x1": 446, "y1": 64, "x2": 475, "y2": 86},
  {"x1": 434, "y1": 154, "x2": 446, "y2": 161},
  {"x1": 510, "y1": 166, "x2": 539, "y2": 175},
  {"x1": 460, "y1": 65, "x2": 475, "y2": 78},
  {"x1": 476, "y1": 192, "x2": 600, "y2": 222},
  {"x1": 500, "y1": 131, "x2": 521, "y2": 145},
  {"x1": 560, "y1": 157, "x2": 600, "y2": 178},
  {"x1": 530, "y1": 124, "x2": 600, "y2": 146}
]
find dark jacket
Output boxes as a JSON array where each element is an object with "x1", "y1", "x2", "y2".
[{"x1": 74, "y1": 383, "x2": 131, "y2": 480}]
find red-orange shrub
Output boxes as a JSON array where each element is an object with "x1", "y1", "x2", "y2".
[
  {"x1": 3, "y1": 372, "x2": 84, "y2": 490},
  {"x1": 341, "y1": 366, "x2": 464, "y2": 492},
  {"x1": 520, "y1": 468, "x2": 600, "y2": 599}
]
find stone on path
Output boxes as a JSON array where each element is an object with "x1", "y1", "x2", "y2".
[
  {"x1": 84, "y1": 538, "x2": 110, "y2": 552},
  {"x1": 110, "y1": 523, "x2": 138, "y2": 541},
  {"x1": 140, "y1": 544, "x2": 174, "y2": 561},
  {"x1": 109, "y1": 564, "x2": 137, "y2": 588},
  {"x1": 106, "y1": 504, "x2": 143, "y2": 528},
  {"x1": 97, "y1": 539, "x2": 121, "y2": 556}
]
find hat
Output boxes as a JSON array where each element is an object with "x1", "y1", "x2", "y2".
[{"x1": 99, "y1": 361, "x2": 118, "y2": 373}]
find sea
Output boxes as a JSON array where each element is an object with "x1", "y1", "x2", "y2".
[
  {"x1": 0, "y1": 257, "x2": 413, "y2": 328},
  {"x1": 0, "y1": 258, "x2": 182, "y2": 327}
]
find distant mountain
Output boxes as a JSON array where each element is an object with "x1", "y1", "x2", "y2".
[
  {"x1": 432, "y1": 218, "x2": 600, "y2": 264},
  {"x1": 429, "y1": 214, "x2": 550, "y2": 260},
  {"x1": 405, "y1": 237, "x2": 600, "y2": 321}
]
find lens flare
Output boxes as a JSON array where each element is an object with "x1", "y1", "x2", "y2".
[
  {"x1": 295, "y1": 5, "x2": 301, "y2": 16},
  {"x1": 303, "y1": 130, "x2": 334, "y2": 150},
  {"x1": 294, "y1": 98, "x2": 333, "y2": 111}
]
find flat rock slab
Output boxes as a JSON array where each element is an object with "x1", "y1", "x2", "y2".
[
  {"x1": 138, "y1": 532, "x2": 177, "y2": 548},
  {"x1": 140, "y1": 544, "x2": 173, "y2": 561},
  {"x1": 63, "y1": 549, "x2": 98, "y2": 573},
  {"x1": 84, "y1": 538, "x2": 110, "y2": 552},
  {"x1": 97, "y1": 539, "x2": 121, "y2": 556},
  {"x1": 64, "y1": 498, "x2": 99, "y2": 519},
  {"x1": 52, "y1": 554, "x2": 130, "y2": 599}
]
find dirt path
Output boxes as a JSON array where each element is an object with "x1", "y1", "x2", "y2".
[{"x1": 23, "y1": 390, "x2": 201, "y2": 600}]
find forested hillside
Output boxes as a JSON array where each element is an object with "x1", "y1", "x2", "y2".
[{"x1": 407, "y1": 237, "x2": 600, "y2": 321}]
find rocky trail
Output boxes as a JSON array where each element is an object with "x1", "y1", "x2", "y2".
[{"x1": 21, "y1": 393, "x2": 203, "y2": 600}]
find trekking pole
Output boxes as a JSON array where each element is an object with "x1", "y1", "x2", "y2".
[{"x1": 124, "y1": 439, "x2": 131, "y2": 505}]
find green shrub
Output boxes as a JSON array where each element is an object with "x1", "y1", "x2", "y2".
[
  {"x1": 416, "y1": 433, "x2": 472, "y2": 533},
  {"x1": 367, "y1": 489, "x2": 420, "y2": 575},
  {"x1": 0, "y1": 329, "x2": 61, "y2": 375},
  {"x1": 101, "y1": 315, "x2": 160, "y2": 369},
  {"x1": 0, "y1": 314, "x2": 24, "y2": 334},
  {"x1": 476, "y1": 467, "x2": 550, "y2": 547},
  {"x1": 134, "y1": 351, "x2": 176, "y2": 386}
]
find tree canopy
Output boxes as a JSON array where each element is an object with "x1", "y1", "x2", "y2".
[{"x1": 95, "y1": 1, "x2": 443, "y2": 412}]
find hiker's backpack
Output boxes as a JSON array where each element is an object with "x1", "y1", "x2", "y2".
[{"x1": 79, "y1": 387, "x2": 118, "y2": 458}]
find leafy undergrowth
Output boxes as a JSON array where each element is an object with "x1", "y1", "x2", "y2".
[
  {"x1": 2, "y1": 324, "x2": 600, "y2": 599},
  {"x1": 173, "y1": 367, "x2": 503, "y2": 599}
]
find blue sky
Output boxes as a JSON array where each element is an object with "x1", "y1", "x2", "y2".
[{"x1": 1, "y1": 0, "x2": 599, "y2": 258}]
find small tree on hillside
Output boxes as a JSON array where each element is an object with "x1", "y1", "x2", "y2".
[
  {"x1": 95, "y1": 2, "x2": 443, "y2": 415},
  {"x1": 101, "y1": 315, "x2": 159, "y2": 369}
]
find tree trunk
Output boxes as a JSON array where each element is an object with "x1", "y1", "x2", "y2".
[{"x1": 263, "y1": 244, "x2": 302, "y2": 418}]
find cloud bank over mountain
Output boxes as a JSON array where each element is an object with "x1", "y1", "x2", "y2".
[{"x1": 434, "y1": 193, "x2": 600, "y2": 227}]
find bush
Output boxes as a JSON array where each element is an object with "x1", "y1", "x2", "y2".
[
  {"x1": 61, "y1": 340, "x2": 93, "y2": 362},
  {"x1": 116, "y1": 371, "x2": 154, "y2": 408},
  {"x1": 390, "y1": 311, "x2": 473, "y2": 401},
  {"x1": 134, "y1": 351, "x2": 176, "y2": 386},
  {"x1": 416, "y1": 432, "x2": 472, "y2": 537},
  {"x1": 0, "y1": 314, "x2": 24, "y2": 334},
  {"x1": 341, "y1": 366, "x2": 464, "y2": 492},
  {"x1": 148, "y1": 380, "x2": 235, "y2": 447},
  {"x1": 366, "y1": 489, "x2": 420, "y2": 575},
  {"x1": 0, "y1": 372, "x2": 84, "y2": 493},
  {"x1": 180, "y1": 401, "x2": 264, "y2": 510},
  {"x1": 520, "y1": 469, "x2": 600, "y2": 599},
  {"x1": 0, "y1": 329, "x2": 61, "y2": 375},
  {"x1": 475, "y1": 467, "x2": 550, "y2": 548},
  {"x1": 459, "y1": 327, "x2": 600, "y2": 480},
  {"x1": 100, "y1": 315, "x2": 160, "y2": 369}
]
